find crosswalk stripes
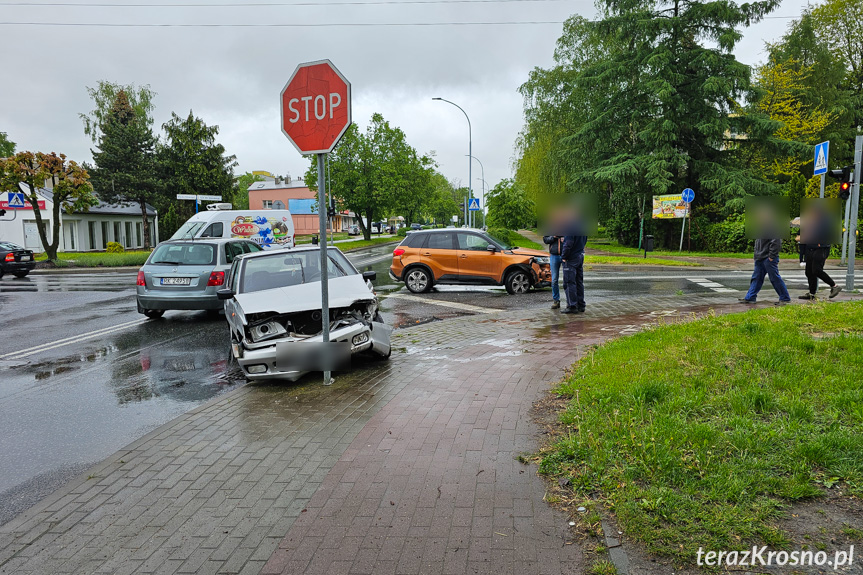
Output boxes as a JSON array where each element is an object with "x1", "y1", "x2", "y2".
[{"x1": 687, "y1": 278, "x2": 738, "y2": 293}]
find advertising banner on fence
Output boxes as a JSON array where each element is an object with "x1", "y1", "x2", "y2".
[{"x1": 652, "y1": 194, "x2": 689, "y2": 219}]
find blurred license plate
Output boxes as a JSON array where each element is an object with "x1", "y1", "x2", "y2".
[
  {"x1": 20, "y1": 255, "x2": 31, "y2": 261},
  {"x1": 160, "y1": 277, "x2": 191, "y2": 285}
]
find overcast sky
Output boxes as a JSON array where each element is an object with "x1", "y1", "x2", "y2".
[{"x1": 2, "y1": 0, "x2": 805, "y2": 203}]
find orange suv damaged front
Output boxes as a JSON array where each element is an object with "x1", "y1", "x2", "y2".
[{"x1": 389, "y1": 229, "x2": 551, "y2": 295}]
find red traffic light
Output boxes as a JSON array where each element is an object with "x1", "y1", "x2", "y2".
[{"x1": 839, "y1": 181, "x2": 851, "y2": 200}]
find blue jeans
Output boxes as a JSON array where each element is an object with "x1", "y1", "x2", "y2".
[
  {"x1": 745, "y1": 257, "x2": 790, "y2": 302},
  {"x1": 550, "y1": 254, "x2": 562, "y2": 301}
]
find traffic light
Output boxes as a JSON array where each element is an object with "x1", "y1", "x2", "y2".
[{"x1": 828, "y1": 166, "x2": 853, "y2": 201}]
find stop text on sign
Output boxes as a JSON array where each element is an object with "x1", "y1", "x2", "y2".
[{"x1": 286, "y1": 93, "x2": 342, "y2": 123}]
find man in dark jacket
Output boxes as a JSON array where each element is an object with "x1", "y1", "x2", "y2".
[
  {"x1": 542, "y1": 234, "x2": 563, "y2": 309},
  {"x1": 560, "y1": 233, "x2": 588, "y2": 313},
  {"x1": 738, "y1": 237, "x2": 791, "y2": 305}
]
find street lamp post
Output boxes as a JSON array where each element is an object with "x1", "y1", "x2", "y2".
[
  {"x1": 433, "y1": 97, "x2": 471, "y2": 227},
  {"x1": 466, "y1": 154, "x2": 484, "y2": 229},
  {"x1": 477, "y1": 178, "x2": 488, "y2": 227}
]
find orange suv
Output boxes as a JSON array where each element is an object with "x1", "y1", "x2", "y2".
[{"x1": 389, "y1": 229, "x2": 552, "y2": 294}]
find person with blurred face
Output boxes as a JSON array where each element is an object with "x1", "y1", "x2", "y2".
[
  {"x1": 799, "y1": 202, "x2": 841, "y2": 300},
  {"x1": 738, "y1": 205, "x2": 791, "y2": 305}
]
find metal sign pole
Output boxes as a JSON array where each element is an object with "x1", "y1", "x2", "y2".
[
  {"x1": 318, "y1": 152, "x2": 331, "y2": 385},
  {"x1": 819, "y1": 174, "x2": 825, "y2": 199},
  {"x1": 841, "y1": 195, "x2": 851, "y2": 266},
  {"x1": 845, "y1": 135, "x2": 862, "y2": 292},
  {"x1": 679, "y1": 204, "x2": 688, "y2": 252}
]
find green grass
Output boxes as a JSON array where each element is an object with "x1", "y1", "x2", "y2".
[
  {"x1": 585, "y1": 255, "x2": 702, "y2": 267},
  {"x1": 511, "y1": 231, "x2": 545, "y2": 251},
  {"x1": 587, "y1": 560, "x2": 618, "y2": 575},
  {"x1": 510, "y1": 232, "x2": 700, "y2": 265},
  {"x1": 296, "y1": 232, "x2": 352, "y2": 244},
  {"x1": 338, "y1": 237, "x2": 400, "y2": 252},
  {"x1": 587, "y1": 240, "x2": 751, "y2": 259},
  {"x1": 35, "y1": 251, "x2": 151, "y2": 267},
  {"x1": 541, "y1": 301, "x2": 863, "y2": 563}
]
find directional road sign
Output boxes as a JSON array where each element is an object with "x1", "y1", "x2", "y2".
[
  {"x1": 681, "y1": 188, "x2": 695, "y2": 203},
  {"x1": 814, "y1": 141, "x2": 829, "y2": 176},
  {"x1": 468, "y1": 198, "x2": 481, "y2": 211}
]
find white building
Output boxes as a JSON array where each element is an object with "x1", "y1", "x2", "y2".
[{"x1": 0, "y1": 188, "x2": 158, "y2": 252}]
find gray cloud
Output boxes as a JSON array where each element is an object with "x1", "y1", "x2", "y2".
[{"x1": 2, "y1": 0, "x2": 799, "y2": 196}]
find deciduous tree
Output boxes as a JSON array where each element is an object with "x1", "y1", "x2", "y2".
[
  {"x1": 486, "y1": 179, "x2": 534, "y2": 230},
  {"x1": 80, "y1": 82, "x2": 156, "y2": 144},
  {"x1": 306, "y1": 114, "x2": 432, "y2": 240},
  {"x1": 0, "y1": 132, "x2": 15, "y2": 157},
  {"x1": 0, "y1": 152, "x2": 97, "y2": 260}
]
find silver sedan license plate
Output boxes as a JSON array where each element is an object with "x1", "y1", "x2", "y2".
[{"x1": 160, "y1": 277, "x2": 191, "y2": 285}]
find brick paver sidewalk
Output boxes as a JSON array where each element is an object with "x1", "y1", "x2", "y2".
[{"x1": 1, "y1": 294, "x2": 736, "y2": 575}]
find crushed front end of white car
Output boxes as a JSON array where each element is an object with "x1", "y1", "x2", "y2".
[{"x1": 227, "y1": 274, "x2": 392, "y2": 381}]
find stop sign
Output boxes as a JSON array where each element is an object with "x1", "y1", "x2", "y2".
[{"x1": 280, "y1": 59, "x2": 351, "y2": 155}]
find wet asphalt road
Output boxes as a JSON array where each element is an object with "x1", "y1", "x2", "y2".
[{"x1": 0, "y1": 244, "x2": 856, "y2": 525}]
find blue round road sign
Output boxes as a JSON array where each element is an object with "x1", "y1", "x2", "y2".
[{"x1": 682, "y1": 188, "x2": 695, "y2": 203}]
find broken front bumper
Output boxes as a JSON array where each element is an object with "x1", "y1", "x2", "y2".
[{"x1": 234, "y1": 320, "x2": 392, "y2": 381}]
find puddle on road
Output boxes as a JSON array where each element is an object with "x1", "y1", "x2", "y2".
[{"x1": 3, "y1": 317, "x2": 246, "y2": 408}]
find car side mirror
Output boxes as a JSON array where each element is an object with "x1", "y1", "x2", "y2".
[
  {"x1": 217, "y1": 288, "x2": 235, "y2": 300},
  {"x1": 486, "y1": 244, "x2": 497, "y2": 253},
  {"x1": 362, "y1": 271, "x2": 377, "y2": 281}
]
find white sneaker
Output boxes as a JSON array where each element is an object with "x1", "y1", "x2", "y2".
[{"x1": 799, "y1": 261, "x2": 806, "y2": 268}]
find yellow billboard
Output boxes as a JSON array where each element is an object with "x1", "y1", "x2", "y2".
[{"x1": 652, "y1": 194, "x2": 689, "y2": 219}]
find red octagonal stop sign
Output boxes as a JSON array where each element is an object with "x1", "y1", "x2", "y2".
[{"x1": 280, "y1": 59, "x2": 351, "y2": 155}]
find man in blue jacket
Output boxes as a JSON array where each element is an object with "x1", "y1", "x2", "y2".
[{"x1": 560, "y1": 233, "x2": 588, "y2": 313}]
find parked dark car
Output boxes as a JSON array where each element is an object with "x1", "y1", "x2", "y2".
[
  {"x1": 0, "y1": 241, "x2": 36, "y2": 279},
  {"x1": 410, "y1": 223, "x2": 423, "y2": 231}
]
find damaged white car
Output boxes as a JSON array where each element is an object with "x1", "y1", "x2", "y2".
[{"x1": 217, "y1": 246, "x2": 391, "y2": 381}]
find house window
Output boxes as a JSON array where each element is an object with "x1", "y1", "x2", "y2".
[
  {"x1": 125, "y1": 222, "x2": 134, "y2": 248},
  {"x1": 114, "y1": 222, "x2": 122, "y2": 246},
  {"x1": 88, "y1": 221, "x2": 97, "y2": 250},
  {"x1": 66, "y1": 222, "x2": 76, "y2": 250},
  {"x1": 101, "y1": 222, "x2": 109, "y2": 249},
  {"x1": 136, "y1": 222, "x2": 143, "y2": 247},
  {"x1": 262, "y1": 200, "x2": 273, "y2": 209}
]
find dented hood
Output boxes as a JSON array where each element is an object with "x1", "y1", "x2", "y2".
[{"x1": 234, "y1": 274, "x2": 375, "y2": 317}]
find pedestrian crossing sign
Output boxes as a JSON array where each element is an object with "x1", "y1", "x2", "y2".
[
  {"x1": 7, "y1": 192, "x2": 26, "y2": 208},
  {"x1": 813, "y1": 141, "x2": 829, "y2": 176},
  {"x1": 468, "y1": 198, "x2": 480, "y2": 211}
]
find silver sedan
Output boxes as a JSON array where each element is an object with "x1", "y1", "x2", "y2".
[{"x1": 136, "y1": 238, "x2": 263, "y2": 319}]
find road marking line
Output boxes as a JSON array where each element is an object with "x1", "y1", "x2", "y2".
[
  {"x1": 687, "y1": 278, "x2": 739, "y2": 294},
  {"x1": 0, "y1": 318, "x2": 147, "y2": 359},
  {"x1": 384, "y1": 293, "x2": 499, "y2": 314}
]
